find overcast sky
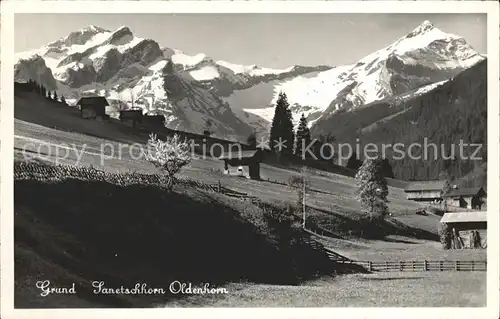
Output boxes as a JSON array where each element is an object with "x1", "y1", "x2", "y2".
[{"x1": 15, "y1": 13, "x2": 486, "y2": 68}]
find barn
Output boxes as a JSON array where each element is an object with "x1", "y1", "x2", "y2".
[
  {"x1": 442, "y1": 187, "x2": 486, "y2": 210},
  {"x1": 219, "y1": 150, "x2": 262, "y2": 180},
  {"x1": 77, "y1": 96, "x2": 109, "y2": 119},
  {"x1": 404, "y1": 180, "x2": 449, "y2": 203},
  {"x1": 440, "y1": 211, "x2": 487, "y2": 249}
]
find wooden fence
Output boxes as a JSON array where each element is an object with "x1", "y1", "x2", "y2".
[
  {"x1": 181, "y1": 181, "x2": 490, "y2": 274},
  {"x1": 335, "y1": 260, "x2": 486, "y2": 272}
]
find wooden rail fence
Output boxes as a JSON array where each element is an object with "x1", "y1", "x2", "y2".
[
  {"x1": 210, "y1": 181, "x2": 487, "y2": 273},
  {"x1": 334, "y1": 260, "x2": 486, "y2": 272}
]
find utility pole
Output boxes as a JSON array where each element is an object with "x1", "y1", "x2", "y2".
[{"x1": 302, "y1": 166, "x2": 306, "y2": 229}]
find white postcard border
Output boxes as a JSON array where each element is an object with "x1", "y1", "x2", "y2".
[{"x1": 1, "y1": 1, "x2": 499, "y2": 319}]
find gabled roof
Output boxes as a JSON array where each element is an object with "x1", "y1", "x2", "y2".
[
  {"x1": 119, "y1": 109, "x2": 143, "y2": 113},
  {"x1": 443, "y1": 187, "x2": 486, "y2": 198},
  {"x1": 219, "y1": 150, "x2": 260, "y2": 160},
  {"x1": 404, "y1": 180, "x2": 448, "y2": 192},
  {"x1": 440, "y1": 211, "x2": 487, "y2": 223},
  {"x1": 77, "y1": 96, "x2": 109, "y2": 106}
]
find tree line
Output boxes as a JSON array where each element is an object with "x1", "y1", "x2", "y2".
[{"x1": 23, "y1": 79, "x2": 67, "y2": 105}]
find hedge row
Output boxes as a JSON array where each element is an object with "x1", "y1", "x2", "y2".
[{"x1": 14, "y1": 161, "x2": 217, "y2": 191}]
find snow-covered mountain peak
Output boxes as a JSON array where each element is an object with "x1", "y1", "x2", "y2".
[
  {"x1": 105, "y1": 26, "x2": 134, "y2": 46},
  {"x1": 223, "y1": 20, "x2": 484, "y2": 136},
  {"x1": 82, "y1": 25, "x2": 108, "y2": 33},
  {"x1": 410, "y1": 20, "x2": 436, "y2": 35}
]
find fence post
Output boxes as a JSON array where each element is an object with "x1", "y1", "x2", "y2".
[
  {"x1": 412, "y1": 261, "x2": 415, "y2": 271},
  {"x1": 439, "y1": 260, "x2": 443, "y2": 271},
  {"x1": 217, "y1": 180, "x2": 221, "y2": 193},
  {"x1": 455, "y1": 260, "x2": 459, "y2": 271},
  {"x1": 385, "y1": 261, "x2": 388, "y2": 271},
  {"x1": 399, "y1": 261, "x2": 403, "y2": 271},
  {"x1": 472, "y1": 261, "x2": 475, "y2": 271},
  {"x1": 424, "y1": 260, "x2": 428, "y2": 271},
  {"x1": 368, "y1": 261, "x2": 372, "y2": 272}
]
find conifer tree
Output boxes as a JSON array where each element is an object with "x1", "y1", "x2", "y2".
[
  {"x1": 355, "y1": 157, "x2": 389, "y2": 220},
  {"x1": 53, "y1": 91, "x2": 58, "y2": 101},
  {"x1": 294, "y1": 113, "x2": 312, "y2": 159},
  {"x1": 61, "y1": 95, "x2": 66, "y2": 105},
  {"x1": 269, "y1": 92, "x2": 295, "y2": 159}
]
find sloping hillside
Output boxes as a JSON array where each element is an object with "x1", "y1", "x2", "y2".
[
  {"x1": 14, "y1": 89, "x2": 429, "y2": 230},
  {"x1": 15, "y1": 162, "x2": 353, "y2": 307}
]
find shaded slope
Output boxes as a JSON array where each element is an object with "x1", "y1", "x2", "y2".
[
  {"x1": 14, "y1": 163, "x2": 348, "y2": 308},
  {"x1": 312, "y1": 59, "x2": 487, "y2": 186}
]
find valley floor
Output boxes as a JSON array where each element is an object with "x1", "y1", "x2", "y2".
[
  {"x1": 165, "y1": 272, "x2": 486, "y2": 307},
  {"x1": 315, "y1": 236, "x2": 487, "y2": 261}
]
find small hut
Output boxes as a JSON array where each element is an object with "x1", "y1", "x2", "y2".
[
  {"x1": 77, "y1": 96, "x2": 109, "y2": 119},
  {"x1": 219, "y1": 150, "x2": 262, "y2": 180}
]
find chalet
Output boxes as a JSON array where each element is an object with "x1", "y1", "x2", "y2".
[
  {"x1": 404, "y1": 180, "x2": 449, "y2": 203},
  {"x1": 77, "y1": 96, "x2": 109, "y2": 119},
  {"x1": 440, "y1": 211, "x2": 487, "y2": 249},
  {"x1": 119, "y1": 109, "x2": 143, "y2": 127},
  {"x1": 219, "y1": 150, "x2": 262, "y2": 180},
  {"x1": 442, "y1": 187, "x2": 486, "y2": 210}
]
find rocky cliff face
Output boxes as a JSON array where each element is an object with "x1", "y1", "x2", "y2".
[{"x1": 15, "y1": 55, "x2": 58, "y2": 91}]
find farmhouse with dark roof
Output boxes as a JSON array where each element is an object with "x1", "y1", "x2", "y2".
[
  {"x1": 77, "y1": 96, "x2": 109, "y2": 119},
  {"x1": 219, "y1": 150, "x2": 262, "y2": 180}
]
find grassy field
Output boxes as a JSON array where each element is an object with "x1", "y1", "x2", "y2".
[
  {"x1": 313, "y1": 236, "x2": 487, "y2": 261},
  {"x1": 13, "y1": 91, "x2": 487, "y2": 307},
  {"x1": 164, "y1": 272, "x2": 486, "y2": 307},
  {"x1": 15, "y1": 118, "x2": 432, "y2": 238}
]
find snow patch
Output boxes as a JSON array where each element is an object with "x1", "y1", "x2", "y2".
[
  {"x1": 172, "y1": 51, "x2": 207, "y2": 67},
  {"x1": 217, "y1": 60, "x2": 294, "y2": 76},
  {"x1": 189, "y1": 66, "x2": 220, "y2": 81},
  {"x1": 149, "y1": 60, "x2": 167, "y2": 71}
]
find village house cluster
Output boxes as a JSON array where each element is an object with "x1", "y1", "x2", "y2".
[{"x1": 404, "y1": 180, "x2": 487, "y2": 249}]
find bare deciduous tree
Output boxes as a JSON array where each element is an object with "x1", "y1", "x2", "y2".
[{"x1": 142, "y1": 133, "x2": 192, "y2": 189}]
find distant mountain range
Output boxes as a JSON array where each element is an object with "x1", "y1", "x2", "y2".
[{"x1": 15, "y1": 20, "x2": 485, "y2": 143}]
